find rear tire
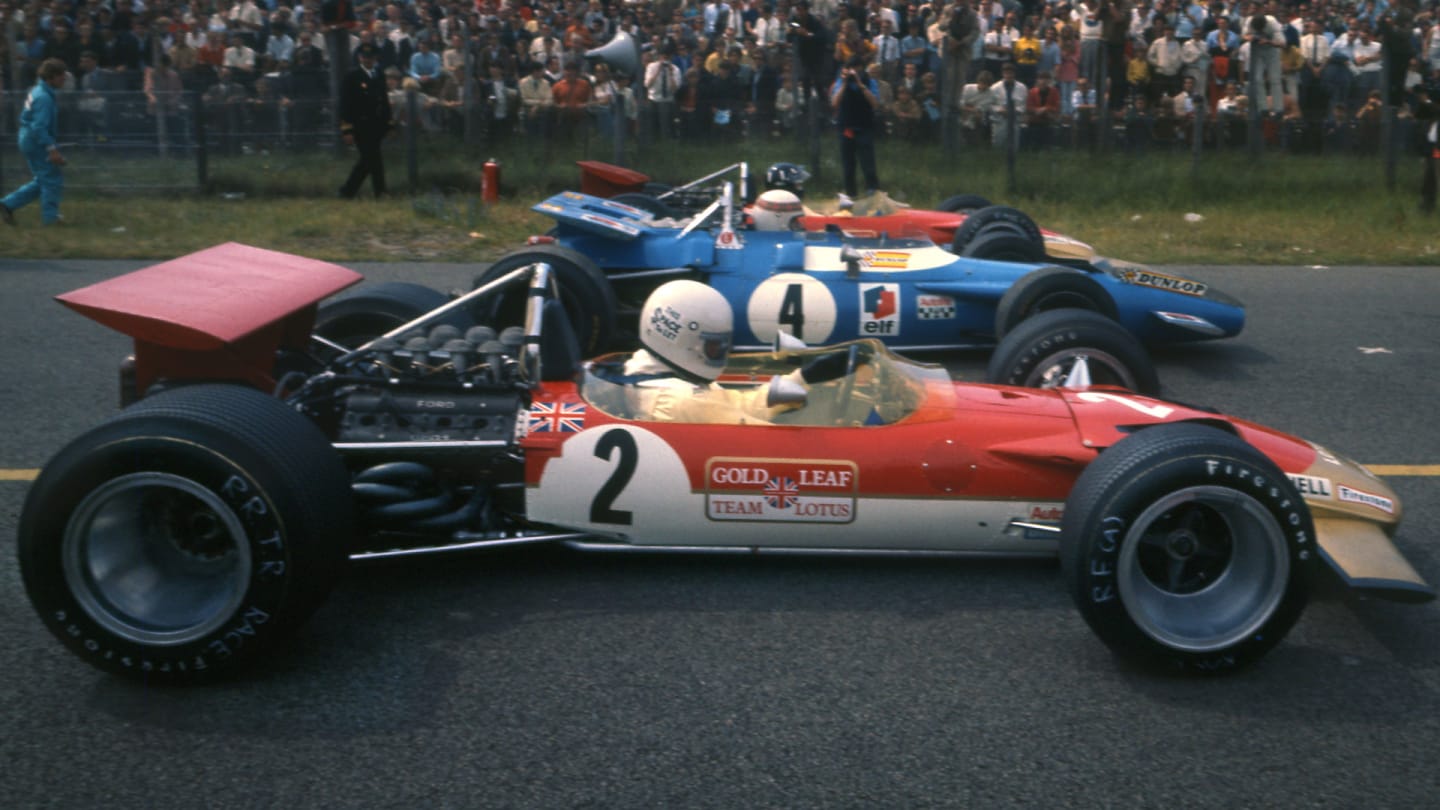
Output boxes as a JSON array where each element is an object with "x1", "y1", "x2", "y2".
[
  {"x1": 950, "y1": 205, "x2": 1043, "y2": 253},
  {"x1": 19, "y1": 384, "x2": 353, "y2": 683},
  {"x1": 935, "y1": 194, "x2": 992, "y2": 214},
  {"x1": 962, "y1": 229, "x2": 1047, "y2": 262},
  {"x1": 1060, "y1": 423, "x2": 1313, "y2": 673},
  {"x1": 315, "y1": 282, "x2": 463, "y2": 352},
  {"x1": 986, "y1": 308, "x2": 1159, "y2": 396},
  {"x1": 473, "y1": 245, "x2": 617, "y2": 355}
]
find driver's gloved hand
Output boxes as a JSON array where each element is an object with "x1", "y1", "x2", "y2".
[{"x1": 800, "y1": 352, "x2": 850, "y2": 385}]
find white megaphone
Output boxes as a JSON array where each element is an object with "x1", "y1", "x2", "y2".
[{"x1": 584, "y1": 30, "x2": 641, "y2": 79}]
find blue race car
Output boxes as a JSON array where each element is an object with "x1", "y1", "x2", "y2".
[{"x1": 478, "y1": 184, "x2": 1243, "y2": 377}]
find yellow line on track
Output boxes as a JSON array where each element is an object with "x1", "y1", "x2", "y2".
[{"x1": 1, "y1": 466, "x2": 1439, "y2": 484}]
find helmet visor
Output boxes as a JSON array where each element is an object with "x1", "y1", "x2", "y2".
[{"x1": 700, "y1": 330, "x2": 732, "y2": 367}]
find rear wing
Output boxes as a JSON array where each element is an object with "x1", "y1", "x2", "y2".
[{"x1": 57, "y1": 242, "x2": 362, "y2": 395}]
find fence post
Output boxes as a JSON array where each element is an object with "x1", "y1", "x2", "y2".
[
  {"x1": 0, "y1": 91, "x2": 8, "y2": 190},
  {"x1": 611, "y1": 92, "x2": 624, "y2": 165},
  {"x1": 1192, "y1": 99, "x2": 1204, "y2": 176},
  {"x1": 405, "y1": 88, "x2": 419, "y2": 192},
  {"x1": 194, "y1": 91, "x2": 208, "y2": 190},
  {"x1": 1005, "y1": 100, "x2": 1017, "y2": 194},
  {"x1": 327, "y1": 28, "x2": 350, "y2": 157},
  {"x1": 1097, "y1": 56, "x2": 1110, "y2": 152},
  {"x1": 462, "y1": 21, "x2": 479, "y2": 147},
  {"x1": 808, "y1": 93, "x2": 821, "y2": 185},
  {"x1": 1382, "y1": 48, "x2": 1396, "y2": 190}
]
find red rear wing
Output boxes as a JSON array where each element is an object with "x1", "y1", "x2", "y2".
[{"x1": 56, "y1": 242, "x2": 363, "y2": 395}]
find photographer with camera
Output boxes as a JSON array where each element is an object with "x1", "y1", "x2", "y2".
[
  {"x1": 1243, "y1": 4, "x2": 1286, "y2": 115},
  {"x1": 830, "y1": 54, "x2": 883, "y2": 197}
]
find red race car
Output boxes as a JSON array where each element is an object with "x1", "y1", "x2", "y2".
[
  {"x1": 576, "y1": 159, "x2": 1096, "y2": 263},
  {"x1": 18, "y1": 244, "x2": 1431, "y2": 683}
]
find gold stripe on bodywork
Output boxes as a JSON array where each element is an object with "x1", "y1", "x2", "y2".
[{"x1": 1364, "y1": 465, "x2": 1440, "y2": 476}]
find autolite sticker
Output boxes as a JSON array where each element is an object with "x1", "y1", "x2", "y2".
[
  {"x1": 864, "y1": 250, "x2": 909, "y2": 269},
  {"x1": 1337, "y1": 484, "x2": 1396, "y2": 515},
  {"x1": 705, "y1": 458, "x2": 857, "y2": 523},
  {"x1": 1123, "y1": 269, "x2": 1209, "y2": 297},
  {"x1": 1029, "y1": 505, "x2": 1063, "y2": 521},
  {"x1": 917, "y1": 294, "x2": 956, "y2": 320}
]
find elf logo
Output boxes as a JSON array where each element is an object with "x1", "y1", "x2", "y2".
[{"x1": 860, "y1": 284, "x2": 900, "y2": 335}]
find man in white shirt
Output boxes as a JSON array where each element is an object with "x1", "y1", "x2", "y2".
[
  {"x1": 752, "y1": 4, "x2": 785, "y2": 49},
  {"x1": 872, "y1": 17, "x2": 901, "y2": 83},
  {"x1": 644, "y1": 49, "x2": 682, "y2": 138},
  {"x1": 223, "y1": 32, "x2": 257, "y2": 76},
  {"x1": 1148, "y1": 24, "x2": 1184, "y2": 102},
  {"x1": 988, "y1": 61, "x2": 1026, "y2": 148},
  {"x1": 1180, "y1": 26, "x2": 1210, "y2": 99},
  {"x1": 518, "y1": 60, "x2": 553, "y2": 136},
  {"x1": 1299, "y1": 18, "x2": 1331, "y2": 116},
  {"x1": 1350, "y1": 24, "x2": 1383, "y2": 106}
]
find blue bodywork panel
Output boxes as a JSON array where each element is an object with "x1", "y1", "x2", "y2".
[{"x1": 530, "y1": 192, "x2": 1245, "y2": 351}]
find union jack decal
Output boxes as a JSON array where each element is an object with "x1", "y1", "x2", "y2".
[
  {"x1": 764, "y1": 476, "x2": 800, "y2": 509},
  {"x1": 528, "y1": 401, "x2": 587, "y2": 433}
]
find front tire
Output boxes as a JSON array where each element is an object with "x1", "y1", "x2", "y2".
[
  {"x1": 19, "y1": 385, "x2": 353, "y2": 683},
  {"x1": 473, "y1": 245, "x2": 617, "y2": 355},
  {"x1": 986, "y1": 308, "x2": 1159, "y2": 395},
  {"x1": 1060, "y1": 424, "x2": 1313, "y2": 673},
  {"x1": 993, "y1": 266, "x2": 1118, "y2": 340}
]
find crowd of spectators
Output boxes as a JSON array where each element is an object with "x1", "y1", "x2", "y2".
[{"x1": 2, "y1": 0, "x2": 1438, "y2": 154}]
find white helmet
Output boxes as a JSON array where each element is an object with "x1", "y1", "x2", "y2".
[
  {"x1": 750, "y1": 189, "x2": 804, "y2": 231},
  {"x1": 639, "y1": 280, "x2": 733, "y2": 382}
]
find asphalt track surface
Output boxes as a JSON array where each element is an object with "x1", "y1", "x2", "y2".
[{"x1": 2, "y1": 259, "x2": 1438, "y2": 808}]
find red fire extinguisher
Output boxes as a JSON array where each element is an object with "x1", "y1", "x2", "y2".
[{"x1": 481, "y1": 158, "x2": 501, "y2": 203}]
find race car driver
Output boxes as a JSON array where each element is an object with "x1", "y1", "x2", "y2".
[
  {"x1": 598, "y1": 279, "x2": 848, "y2": 423},
  {"x1": 757, "y1": 161, "x2": 909, "y2": 219}
]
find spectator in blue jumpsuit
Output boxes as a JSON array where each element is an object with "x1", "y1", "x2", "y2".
[{"x1": 1, "y1": 59, "x2": 69, "y2": 226}]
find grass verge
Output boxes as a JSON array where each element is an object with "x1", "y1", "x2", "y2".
[{"x1": 1, "y1": 141, "x2": 1434, "y2": 265}]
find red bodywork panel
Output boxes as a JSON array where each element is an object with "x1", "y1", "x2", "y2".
[
  {"x1": 56, "y1": 242, "x2": 362, "y2": 395},
  {"x1": 523, "y1": 378, "x2": 1320, "y2": 505},
  {"x1": 798, "y1": 209, "x2": 964, "y2": 244}
]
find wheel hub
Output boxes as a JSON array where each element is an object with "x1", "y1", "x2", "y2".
[
  {"x1": 1165, "y1": 528, "x2": 1199, "y2": 560},
  {"x1": 1118, "y1": 486, "x2": 1289, "y2": 653},
  {"x1": 63, "y1": 472, "x2": 253, "y2": 646}
]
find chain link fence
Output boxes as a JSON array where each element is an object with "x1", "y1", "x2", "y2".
[{"x1": 0, "y1": 70, "x2": 1421, "y2": 196}]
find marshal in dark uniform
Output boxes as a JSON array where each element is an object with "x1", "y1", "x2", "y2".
[{"x1": 338, "y1": 42, "x2": 392, "y2": 198}]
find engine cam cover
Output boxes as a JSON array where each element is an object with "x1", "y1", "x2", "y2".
[{"x1": 338, "y1": 388, "x2": 522, "y2": 445}]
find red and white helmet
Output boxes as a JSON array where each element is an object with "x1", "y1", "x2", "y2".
[{"x1": 749, "y1": 189, "x2": 804, "y2": 231}]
